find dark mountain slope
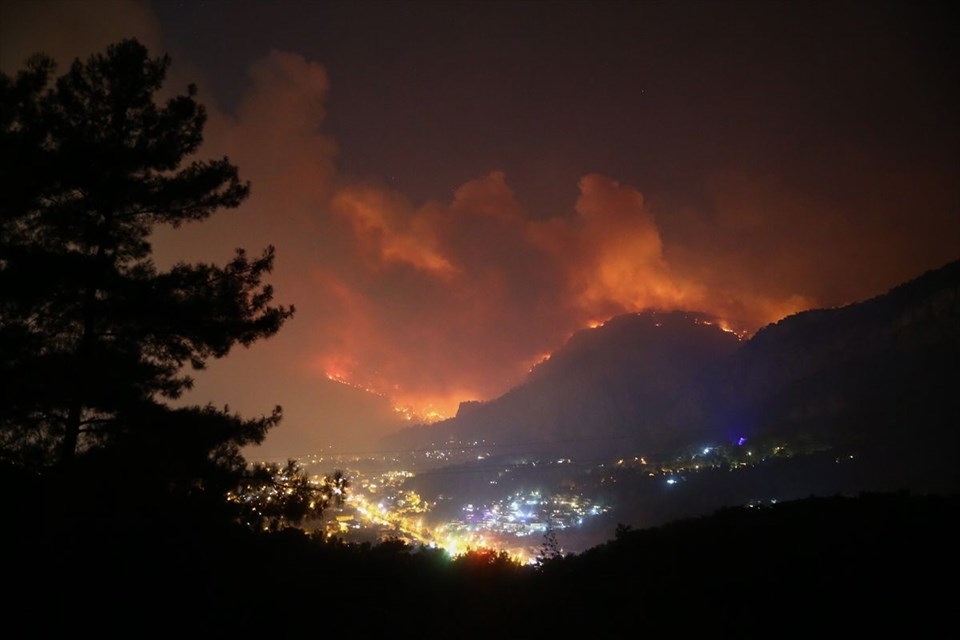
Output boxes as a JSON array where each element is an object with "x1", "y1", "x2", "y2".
[
  {"x1": 711, "y1": 259, "x2": 960, "y2": 491},
  {"x1": 386, "y1": 310, "x2": 742, "y2": 458}
]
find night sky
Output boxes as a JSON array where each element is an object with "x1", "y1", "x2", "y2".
[{"x1": 2, "y1": 0, "x2": 957, "y2": 459}]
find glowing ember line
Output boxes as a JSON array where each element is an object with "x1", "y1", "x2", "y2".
[
  {"x1": 693, "y1": 317, "x2": 747, "y2": 340},
  {"x1": 325, "y1": 372, "x2": 386, "y2": 397}
]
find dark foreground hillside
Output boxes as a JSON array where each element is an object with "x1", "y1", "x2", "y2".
[{"x1": 8, "y1": 490, "x2": 957, "y2": 637}]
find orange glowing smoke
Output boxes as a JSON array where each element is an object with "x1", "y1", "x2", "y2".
[{"x1": 304, "y1": 172, "x2": 812, "y2": 421}]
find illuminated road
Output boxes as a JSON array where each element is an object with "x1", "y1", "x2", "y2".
[{"x1": 348, "y1": 494, "x2": 434, "y2": 546}]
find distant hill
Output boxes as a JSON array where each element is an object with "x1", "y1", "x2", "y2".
[
  {"x1": 384, "y1": 310, "x2": 742, "y2": 458},
  {"x1": 384, "y1": 259, "x2": 960, "y2": 488}
]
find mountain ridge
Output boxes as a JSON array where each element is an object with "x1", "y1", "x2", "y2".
[{"x1": 383, "y1": 258, "x2": 960, "y2": 477}]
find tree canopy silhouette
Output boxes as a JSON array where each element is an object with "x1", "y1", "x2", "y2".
[{"x1": 0, "y1": 39, "x2": 294, "y2": 514}]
